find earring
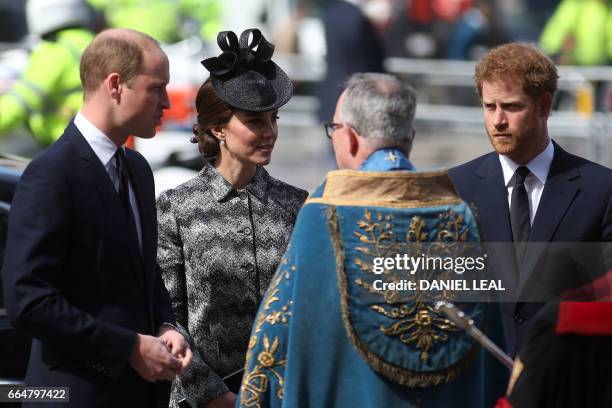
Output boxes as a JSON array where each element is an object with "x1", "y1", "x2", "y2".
[{"x1": 220, "y1": 139, "x2": 225, "y2": 146}]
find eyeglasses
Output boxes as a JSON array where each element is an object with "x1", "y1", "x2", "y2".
[
  {"x1": 324, "y1": 122, "x2": 360, "y2": 139},
  {"x1": 323, "y1": 122, "x2": 342, "y2": 139}
]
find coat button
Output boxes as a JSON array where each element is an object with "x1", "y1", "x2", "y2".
[
  {"x1": 239, "y1": 192, "x2": 248, "y2": 200},
  {"x1": 243, "y1": 227, "x2": 251, "y2": 234},
  {"x1": 514, "y1": 314, "x2": 524, "y2": 324},
  {"x1": 243, "y1": 263, "x2": 254, "y2": 272}
]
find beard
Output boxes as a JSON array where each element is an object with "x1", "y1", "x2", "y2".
[
  {"x1": 486, "y1": 123, "x2": 547, "y2": 164},
  {"x1": 488, "y1": 131, "x2": 519, "y2": 156}
]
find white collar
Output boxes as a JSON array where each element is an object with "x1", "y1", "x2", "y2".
[
  {"x1": 74, "y1": 111, "x2": 120, "y2": 167},
  {"x1": 499, "y1": 139, "x2": 554, "y2": 187}
]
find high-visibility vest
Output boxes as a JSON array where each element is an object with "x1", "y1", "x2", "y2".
[
  {"x1": 179, "y1": 0, "x2": 221, "y2": 42},
  {"x1": 87, "y1": 0, "x2": 221, "y2": 43},
  {"x1": 87, "y1": 0, "x2": 182, "y2": 43},
  {"x1": 540, "y1": 0, "x2": 611, "y2": 65},
  {"x1": 0, "y1": 28, "x2": 94, "y2": 146}
]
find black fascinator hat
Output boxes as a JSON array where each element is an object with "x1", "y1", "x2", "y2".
[{"x1": 201, "y1": 29, "x2": 293, "y2": 112}]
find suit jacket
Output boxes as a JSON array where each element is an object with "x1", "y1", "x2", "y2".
[
  {"x1": 317, "y1": 0, "x2": 386, "y2": 122},
  {"x1": 2, "y1": 122, "x2": 175, "y2": 407},
  {"x1": 449, "y1": 141, "x2": 612, "y2": 353}
]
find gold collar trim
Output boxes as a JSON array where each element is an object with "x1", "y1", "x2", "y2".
[{"x1": 307, "y1": 170, "x2": 462, "y2": 208}]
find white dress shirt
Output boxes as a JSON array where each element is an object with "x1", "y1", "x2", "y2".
[
  {"x1": 74, "y1": 112, "x2": 143, "y2": 252},
  {"x1": 499, "y1": 139, "x2": 554, "y2": 225}
]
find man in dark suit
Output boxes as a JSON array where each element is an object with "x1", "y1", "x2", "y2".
[
  {"x1": 3, "y1": 28, "x2": 191, "y2": 407},
  {"x1": 448, "y1": 43, "x2": 612, "y2": 355},
  {"x1": 317, "y1": 0, "x2": 386, "y2": 124}
]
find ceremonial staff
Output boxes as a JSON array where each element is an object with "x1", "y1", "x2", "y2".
[{"x1": 435, "y1": 301, "x2": 514, "y2": 370}]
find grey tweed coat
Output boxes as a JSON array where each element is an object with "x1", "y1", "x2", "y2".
[{"x1": 157, "y1": 163, "x2": 307, "y2": 407}]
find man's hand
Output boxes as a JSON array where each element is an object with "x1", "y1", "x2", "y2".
[
  {"x1": 206, "y1": 392, "x2": 237, "y2": 408},
  {"x1": 158, "y1": 326, "x2": 192, "y2": 373},
  {"x1": 129, "y1": 334, "x2": 182, "y2": 382}
]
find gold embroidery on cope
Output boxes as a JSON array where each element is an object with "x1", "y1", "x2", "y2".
[
  {"x1": 353, "y1": 209, "x2": 466, "y2": 362},
  {"x1": 331, "y1": 205, "x2": 479, "y2": 387},
  {"x1": 239, "y1": 256, "x2": 294, "y2": 408}
]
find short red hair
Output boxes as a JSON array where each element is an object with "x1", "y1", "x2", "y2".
[{"x1": 474, "y1": 43, "x2": 559, "y2": 102}]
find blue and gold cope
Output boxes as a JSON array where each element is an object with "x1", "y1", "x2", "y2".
[{"x1": 238, "y1": 149, "x2": 507, "y2": 408}]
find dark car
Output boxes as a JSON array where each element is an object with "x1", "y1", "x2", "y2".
[{"x1": 0, "y1": 156, "x2": 31, "y2": 387}]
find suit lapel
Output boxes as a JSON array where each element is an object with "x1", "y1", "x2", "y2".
[
  {"x1": 518, "y1": 142, "x2": 580, "y2": 291},
  {"x1": 67, "y1": 123, "x2": 118, "y2": 214},
  {"x1": 473, "y1": 154, "x2": 519, "y2": 292},
  {"x1": 473, "y1": 154, "x2": 513, "y2": 242},
  {"x1": 67, "y1": 124, "x2": 146, "y2": 294},
  {"x1": 529, "y1": 143, "x2": 580, "y2": 243}
]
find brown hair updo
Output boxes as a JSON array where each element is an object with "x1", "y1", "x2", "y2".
[{"x1": 191, "y1": 79, "x2": 234, "y2": 157}]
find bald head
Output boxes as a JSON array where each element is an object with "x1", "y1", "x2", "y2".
[{"x1": 80, "y1": 28, "x2": 162, "y2": 98}]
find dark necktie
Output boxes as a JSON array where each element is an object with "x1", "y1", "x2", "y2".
[
  {"x1": 114, "y1": 148, "x2": 131, "y2": 216},
  {"x1": 510, "y1": 166, "x2": 531, "y2": 263}
]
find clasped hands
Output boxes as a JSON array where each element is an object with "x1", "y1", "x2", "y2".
[{"x1": 129, "y1": 326, "x2": 193, "y2": 382}]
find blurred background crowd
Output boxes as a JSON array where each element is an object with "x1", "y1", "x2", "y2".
[{"x1": 0, "y1": 0, "x2": 611, "y2": 192}]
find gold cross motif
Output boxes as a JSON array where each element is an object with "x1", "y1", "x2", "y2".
[{"x1": 384, "y1": 151, "x2": 399, "y2": 164}]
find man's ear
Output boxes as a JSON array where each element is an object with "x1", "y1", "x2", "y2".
[
  {"x1": 539, "y1": 92, "x2": 553, "y2": 117},
  {"x1": 107, "y1": 73, "x2": 121, "y2": 102},
  {"x1": 347, "y1": 126, "x2": 360, "y2": 157}
]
